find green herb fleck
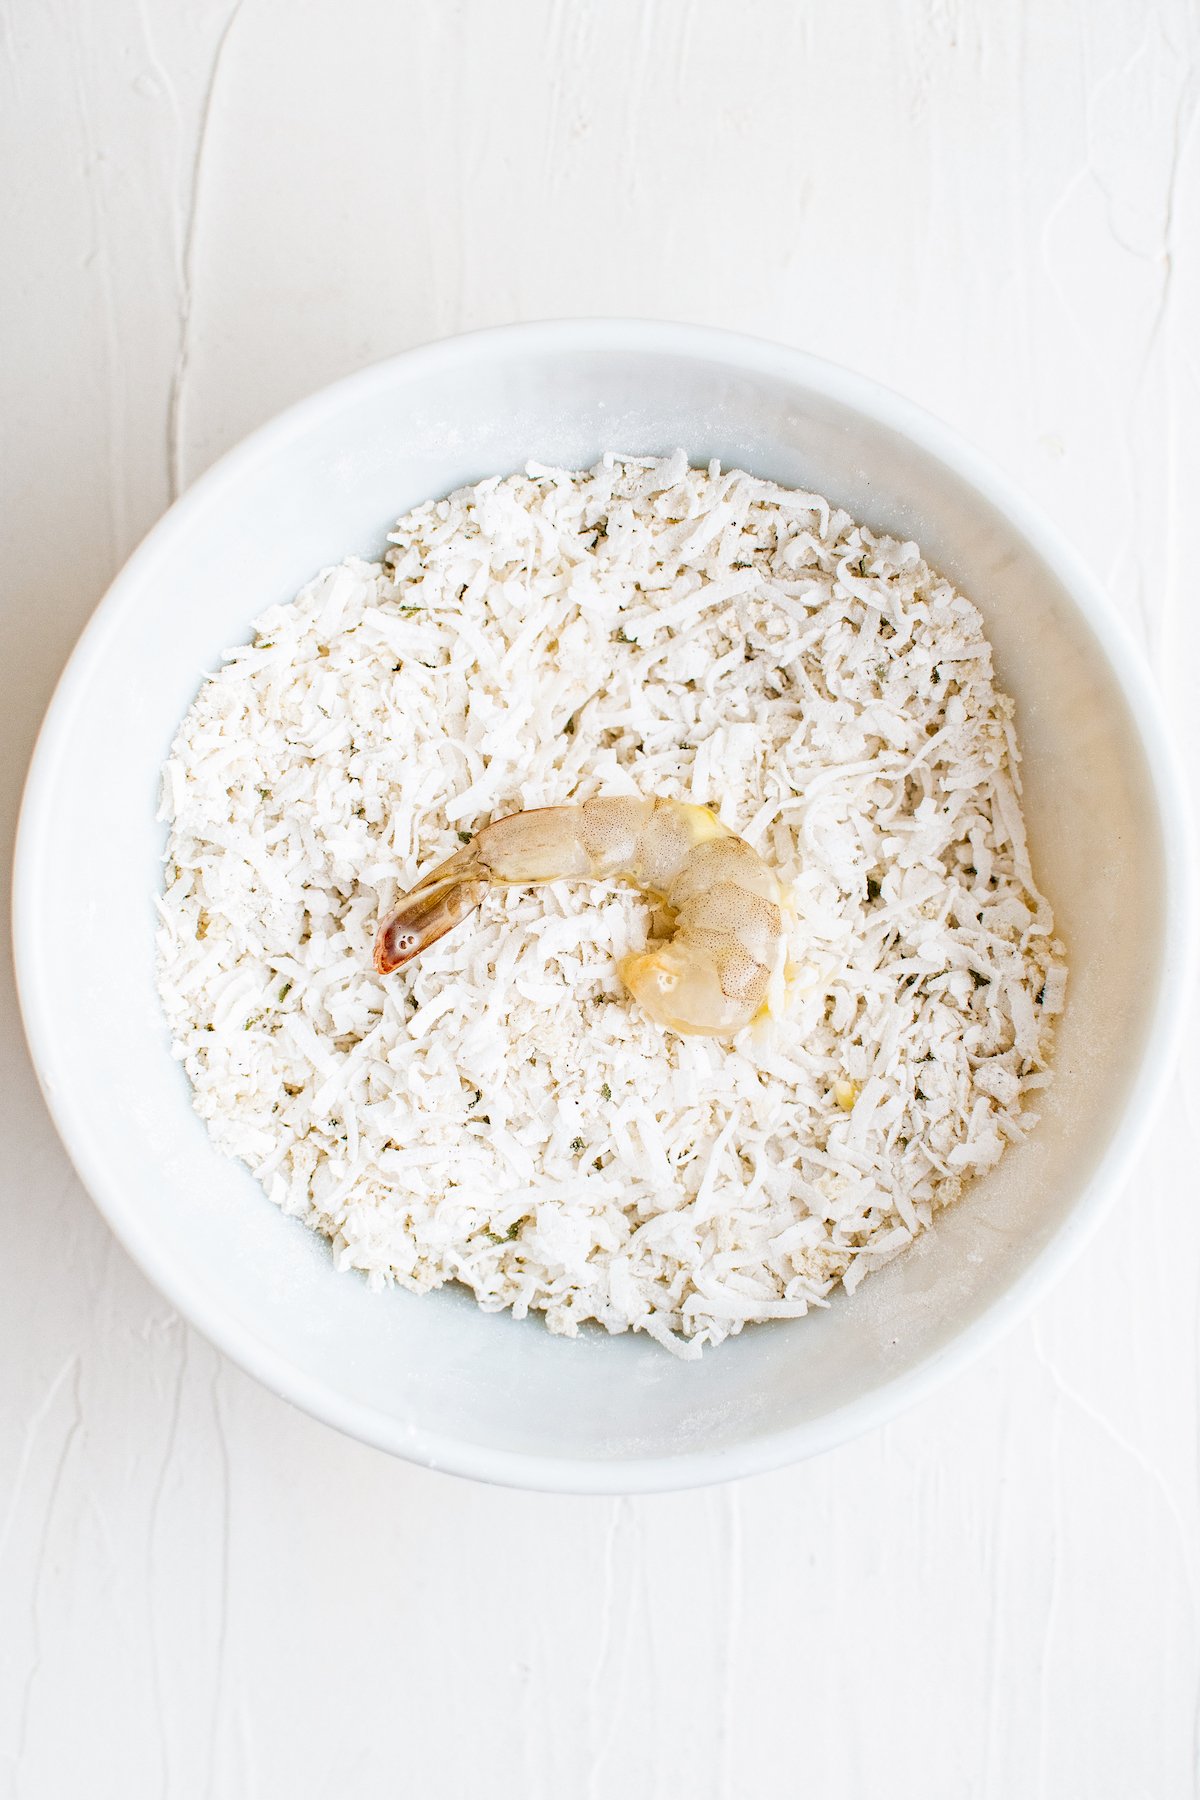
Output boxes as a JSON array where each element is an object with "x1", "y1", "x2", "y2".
[
  {"x1": 278, "y1": 981, "x2": 292, "y2": 1002},
  {"x1": 505, "y1": 1220, "x2": 522, "y2": 1242},
  {"x1": 564, "y1": 714, "x2": 576, "y2": 735},
  {"x1": 571, "y1": 1136, "x2": 586, "y2": 1153},
  {"x1": 457, "y1": 829, "x2": 473, "y2": 844},
  {"x1": 865, "y1": 878, "x2": 881, "y2": 903},
  {"x1": 601, "y1": 1083, "x2": 612, "y2": 1102}
]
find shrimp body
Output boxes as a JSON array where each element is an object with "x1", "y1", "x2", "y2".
[{"x1": 374, "y1": 796, "x2": 785, "y2": 1039}]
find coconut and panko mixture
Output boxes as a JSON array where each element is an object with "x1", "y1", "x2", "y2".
[{"x1": 156, "y1": 452, "x2": 1067, "y2": 1358}]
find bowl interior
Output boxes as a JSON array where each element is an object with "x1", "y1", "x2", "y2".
[{"x1": 15, "y1": 329, "x2": 1170, "y2": 1488}]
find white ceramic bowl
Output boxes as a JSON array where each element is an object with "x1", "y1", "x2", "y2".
[{"x1": 13, "y1": 321, "x2": 1194, "y2": 1492}]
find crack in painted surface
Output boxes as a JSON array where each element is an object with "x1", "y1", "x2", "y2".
[{"x1": 166, "y1": 0, "x2": 245, "y2": 501}]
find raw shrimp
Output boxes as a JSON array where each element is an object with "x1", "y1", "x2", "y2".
[{"x1": 373, "y1": 796, "x2": 785, "y2": 1038}]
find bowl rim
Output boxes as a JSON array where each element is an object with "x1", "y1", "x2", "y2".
[{"x1": 12, "y1": 317, "x2": 1198, "y2": 1493}]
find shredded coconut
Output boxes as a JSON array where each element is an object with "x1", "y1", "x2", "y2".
[{"x1": 156, "y1": 454, "x2": 1067, "y2": 1357}]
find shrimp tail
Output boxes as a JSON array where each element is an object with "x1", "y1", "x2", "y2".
[{"x1": 374, "y1": 844, "x2": 486, "y2": 974}]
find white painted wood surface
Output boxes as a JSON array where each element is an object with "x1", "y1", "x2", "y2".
[{"x1": 3, "y1": 2, "x2": 1199, "y2": 1793}]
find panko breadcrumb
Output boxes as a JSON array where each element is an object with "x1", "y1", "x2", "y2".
[{"x1": 156, "y1": 453, "x2": 1066, "y2": 1357}]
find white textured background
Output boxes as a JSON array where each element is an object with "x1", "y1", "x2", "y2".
[{"x1": 3, "y1": 3, "x2": 1200, "y2": 1795}]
